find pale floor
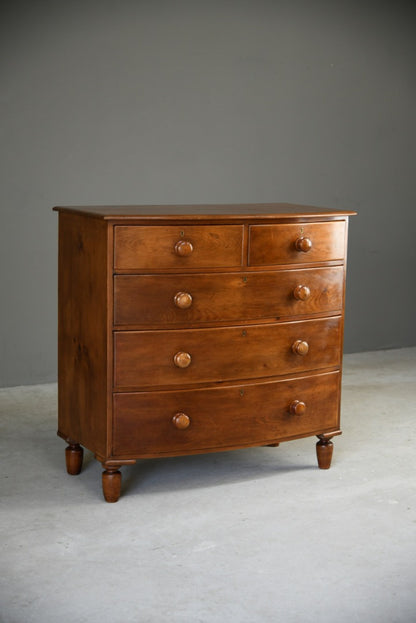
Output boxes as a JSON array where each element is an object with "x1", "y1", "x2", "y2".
[{"x1": 1, "y1": 348, "x2": 415, "y2": 623}]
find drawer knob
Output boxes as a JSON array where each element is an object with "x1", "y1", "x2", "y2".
[
  {"x1": 174, "y1": 240, "x2": 194, "y2": 257},
  {"x1": 172, "y1": 412, "x2": 191, "y2": 430},
  {"x1": 293, "y1": 285, "x2": 311, "y2": 301},
  {"x1": 292, "y1": 339, "x2": 309, "y2": 356},
  {"x1": 174, "y1": 291, "x2": 193, "y2": 309},
  {"x1": 295, "y1": 237, "x2": 312, "y2": 252},
  {"x1": 174, "y1": 351, "x2": 192, "y2": 368},
  {"x1": 289, "y1": 400, "x2": 307, "y2": 416}
]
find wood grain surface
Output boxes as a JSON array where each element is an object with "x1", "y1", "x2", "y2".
[
  {"x1": 249, "y1": 221, "x2": 346, "y2": 265},
  {"x1": 114, "y1": 225, "x2": 243, "y2": 270},
  {"x1": 114, "y1": 317, "x2": 342, "y2": 388},
  {"x1": 114, "y1": 266, "x2": 343, "y2": 326},
  {"x1": 112, "y1": 371, "x2": 340, "y2": 456}
]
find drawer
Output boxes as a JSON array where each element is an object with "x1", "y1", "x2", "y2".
[
  {"x1": 114, "y1": 225, "x2": 243, "y2": 270},
  {"x1": 114, "y1": 317, "x2": 342, "y2": 388},
  {"x1": 114, "y1": 267, "x2": 344, "y2": 326},
  {"x1": 112, "y1": 371, "x2": 340, "y2": 456},
  {"x1": 248, "y1": 221, "x2": 345, "y2": 265}
]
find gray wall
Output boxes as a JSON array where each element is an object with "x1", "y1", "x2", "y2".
[{"x1": 1, "y1": 0, "x2": 415, "y2": 387}]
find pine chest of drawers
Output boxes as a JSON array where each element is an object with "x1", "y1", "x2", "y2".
[{"x1": 54, "y1": 204, "x2": 355, "y2": 502}]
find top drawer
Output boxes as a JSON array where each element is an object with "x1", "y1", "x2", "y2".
[
  {"x1": 248, "y1": 221, "x2": 346, "y2": 266},
  {"x1": 114, "y1": 225, "x2": 243, "y2": 270}
]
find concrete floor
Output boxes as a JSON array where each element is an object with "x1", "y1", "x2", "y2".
[{"x1": 1, "y1": 348, "x2": 415, "y2": 623}]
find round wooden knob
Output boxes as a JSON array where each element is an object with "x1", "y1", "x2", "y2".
[
  {"x1": 293, "y1": 285, "x2": 311, "y2": 301},
  {"x1": 174, "y1": 240, "x2": 194, "y2": 256},
  {"x1": 172, "y1": 412, "x2": 190, "y2": 429},
  {"x1": 174, "y1": 291, "x2": 193, "y2": 309},
  {"x1": 289, "y1": 400, "x2": 307, "y2": 416},
  {"x1": 173, "y1": 351, "x2": 192, "y2": 368},
  {"x1": 292, "y1": 340, "x2": 309, "y2": 356},
  {"x1": 295, "y1": 237, "x2": 312, "y2": 252}
]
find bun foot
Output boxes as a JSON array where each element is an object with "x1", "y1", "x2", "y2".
[
  {"x1": 102, "y1": 467, "x2": 122, "y2": 503},
  {"x1": 65, "y1": 443, "x2": 83, "y2": 475},
  {"x1": 316, "y1": 436, "x2": 334, "y2": 469}
]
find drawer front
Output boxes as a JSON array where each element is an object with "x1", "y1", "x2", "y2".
[
  {"x1": 249, "y1": 221, "x2": 345, "y2": 265},
  {"x1": 114, "y1": 267, "x2": 344, "y2": 326},
  {"x1": 114, "y1": 317, "x2": 342, "y2": 388},
  {"x1": 114, "y1": 225, "x2": 243, "y2": 270},
  {"x1": 113, "y1": 371, "x2": 340, "y2": 456}
]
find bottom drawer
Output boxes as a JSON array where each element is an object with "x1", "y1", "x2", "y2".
[{"x1": 112, "y1": 371, "x2": 340, "y2": 457}]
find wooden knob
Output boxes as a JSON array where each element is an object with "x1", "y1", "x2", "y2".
[
  {"x1": 289, "y1": 400, "x2": 307, "y2": 416},
  {"x1": 293, "y1": 285, "x2": 311, "y2": 301},
  {"x1": 173, "y1": 351, "x2": 192, "y2": 368},
  {"x1": 172, "y1": 412, "x2": 190, "y2": 430},
  {"x1": 174, "y1": 291, "x2": 193, "y2": 309},
  {"x1": 295, "y1": 237, "x2": 312, "y2": 252},
  {"x1": 174, "y1": 240, "x2": 193, "y2": 256},
  {"x1": 292, "y1": 340, "x2": 309, "y2": 356}
]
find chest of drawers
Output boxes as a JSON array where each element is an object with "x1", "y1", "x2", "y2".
[{"x1": 54, "y1": 203, "x2": 355, "y2": 502}]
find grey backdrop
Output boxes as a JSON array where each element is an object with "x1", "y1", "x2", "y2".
[{"x1": 1, "y1": 0, "x2": 415, "y2": 387}]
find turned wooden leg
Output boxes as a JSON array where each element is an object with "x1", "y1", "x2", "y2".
[
  {"x1": 65, "y1": 443, "x2": 83, "y2": 475},
  {"x1": 316, "y1": 435, "x2": 334, "y2": 469},
  {"x1": 102, "y1": 466, "x2": 122, "y2": 503}
]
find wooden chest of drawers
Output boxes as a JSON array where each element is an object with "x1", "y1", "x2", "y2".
[{"x1": 54, "y1": 203, "x2": 355, "y2": 502}]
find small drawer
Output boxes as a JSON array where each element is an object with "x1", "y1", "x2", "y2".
[
  {"x1": 112, "y1": 371, "x2": 340, "y2": 456},
  {"x1": 114, "y1": 225, "x2": 243, "y2": 270},
  {"x1": 248, "y1": 221, "x2": 346, "y2": 265},
  {"x1": 114, "y1": 266, "x2": 344, "y2": 326},
  {"x1": 113, "y1": 317, "x2": 342, "y2": 389}
]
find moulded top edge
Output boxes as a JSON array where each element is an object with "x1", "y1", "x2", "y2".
[{"x1": 53, "y1": 203, "x2": 357, "y2": 220}]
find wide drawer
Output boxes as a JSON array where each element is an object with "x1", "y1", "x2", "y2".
[
  {"x1": 114, "y1": 317, "x2": 342, "y2": 388},
  {"x1": 114, "y1": 266, "x2": 344, "y2": 326},
  {"x1": 114, "y1": 225, "x2": 243, "y2": 270},
  {"x1": 248, "y1": 221, "x2": 345, "y2": 265},
  {"x1": 112, "y1": 371, "x2": 340, "y2": 456}
]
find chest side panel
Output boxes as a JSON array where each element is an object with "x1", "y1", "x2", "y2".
[{"x1": 57, "y1": 213, "x2": 109, "y2": 456}]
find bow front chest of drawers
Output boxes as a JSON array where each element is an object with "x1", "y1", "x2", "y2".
[{"x1": 54, "y1": 204, "x2": 355, "y2": 502}]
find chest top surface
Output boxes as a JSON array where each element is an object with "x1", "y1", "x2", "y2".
[{"x1": 53, "y1": 203, "x2": 356, "y2": 222}]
